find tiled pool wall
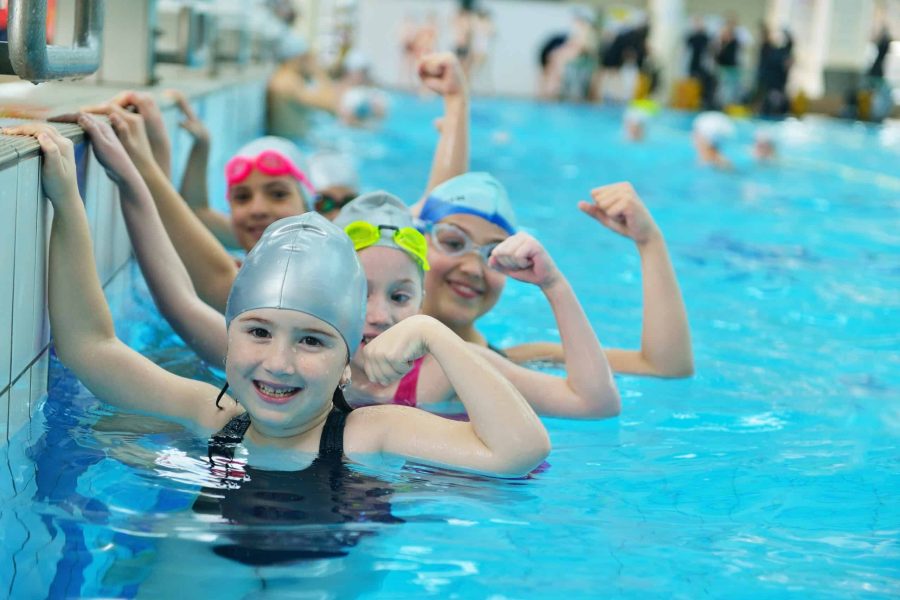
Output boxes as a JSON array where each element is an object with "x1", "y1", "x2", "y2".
[{"x1": 0, "y1": 78, "x2": 268, "y2": 444}]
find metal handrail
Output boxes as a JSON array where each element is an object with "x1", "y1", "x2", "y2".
[{"x1": 2, "y1": 0, "x2": 105, "y2": 82}]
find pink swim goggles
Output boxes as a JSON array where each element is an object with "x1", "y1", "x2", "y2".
[{"x1": 225, "y1": 150, "x2": 316, "y2": 197}]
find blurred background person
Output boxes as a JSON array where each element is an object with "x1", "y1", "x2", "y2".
[
  {"x1": 755, "y1": 24, "x2": 793, "y2": 118},
  {"x1": 714, "y1": 14, "x2": 744, "y2": 108},
  {"x1": 685, "y1": 16, "x2": 716, "y2": 110}
]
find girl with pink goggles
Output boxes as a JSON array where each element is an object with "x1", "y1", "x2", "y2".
[{"x1": 225, "y1": 148, "x2": 317, "y2": 197}]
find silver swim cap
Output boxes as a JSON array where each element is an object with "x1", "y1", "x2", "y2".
[
  {"x1": 225, "y1": 212, "x2": 366, "y2": 357},
  {"x1": 333, "y1": 191, "x2": 429, "y2": 272}
]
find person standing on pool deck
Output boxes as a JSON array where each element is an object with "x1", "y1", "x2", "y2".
[
  {"x1": 3, "y1": 121, "x2": 549, "y2": 476},
  {"x1": 83, "y1": 51, "x2": 471, "y2": 315},
  {"x1": 411, "y1": 173, "x2": 694, "y2": 377}
]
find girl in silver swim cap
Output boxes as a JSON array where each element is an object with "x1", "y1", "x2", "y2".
[{"x1": 16, "y1": 120, "x2": 548, "y2": 477}]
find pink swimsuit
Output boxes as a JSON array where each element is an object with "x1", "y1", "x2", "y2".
[{"x1": 392, "y1": 357, "x2": 424, "y2": 407}]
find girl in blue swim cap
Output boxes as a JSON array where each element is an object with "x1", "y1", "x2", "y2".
[
  {"x1": 331, "y1": 191, "x2": 620, "y2": 418},
  {"x1": 5, "y1": 121, "x2": 550, "y2": 479},
  {"x1": 413, "y1": 172, "x2": 694, "y2": 378}
]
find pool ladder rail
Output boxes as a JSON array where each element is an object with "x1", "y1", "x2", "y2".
[{"x1": 0, "y1": 0, "x2": 105, "y2": 83}]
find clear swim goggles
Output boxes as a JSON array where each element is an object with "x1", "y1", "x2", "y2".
[
  {"x1": 344, "y1": 221, "x2": 430, "y2": 271},
  {"x1": 225, "y1": 150, "x2": 317, "y2": 197},
  {"x1": 427, "y1": 222, "x2": 501, "y2": 263}
]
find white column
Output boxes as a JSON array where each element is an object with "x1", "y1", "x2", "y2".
[
  {"x1": 648, "y1": 0, "x2": 686, "y2": 102},
  {"x1": 770, "y1": 0, "x2": 877, "y2": 98}
]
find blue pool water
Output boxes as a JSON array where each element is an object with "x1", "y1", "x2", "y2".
[{"x1": 2, "y1": 94, "x2": 899, "y2": 598}]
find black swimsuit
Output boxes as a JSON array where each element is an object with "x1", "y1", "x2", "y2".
[{"x1": 193, "y1": 406, "x2": 402, "y2": 566}]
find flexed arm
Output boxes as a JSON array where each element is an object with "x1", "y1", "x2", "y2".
[
  {"x1": 486, "y1": 233, "x2": 620, "y2": 418},
  {"x1": 353, "y1": 315, "x2": 550, "y2": 478},
  {"x1": 0, "y1": 123, "x2": 230, "y2": 430},
  {"x1": 421, "y1": 52, "x2": 470, "y2": 197},
  {"x1": 578, "y1": 182, "x2": 694, "y2": 377},
  {"x1": 84, "y1": 99, "x2": 239, "y2": 313},
  {"x1": 79, "y1": 115, "x2": 228, "y2": 366}
]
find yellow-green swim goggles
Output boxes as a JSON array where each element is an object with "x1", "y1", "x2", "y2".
[{"x1": 344, "y1": 221, "x2": 430, "y2": 271}]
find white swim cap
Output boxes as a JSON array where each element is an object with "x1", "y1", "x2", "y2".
[
  {"x1": 339, "y1": 86, "x2": 390, "y2": 122},
  {"x1": 693, "y1": 111, "x2": 736, "y2": 147},
  {"x1": 309, "y1": 151, "x2": 359, "y2": 191}
]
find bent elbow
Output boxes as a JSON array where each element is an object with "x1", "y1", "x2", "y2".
[
  {"x1": 579, "y1": 387, "x2": 621, "y2": 419},
  {"x1": 643, "y1": 353, "x2": 695, "y2": 379},
  {"x1": 660, "y1": 359, "x2": 695, "y2": 379},
  {"x1": 503, "y1": 437, "x2": 551, "y2": 478}
]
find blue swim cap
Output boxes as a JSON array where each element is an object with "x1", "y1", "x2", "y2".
[
  {"x1": 419, "y1": 172, "x2": 517, "y2": 235},
  {"x1": 225, "y1": 213, "x2": 366, "y2": 357}
]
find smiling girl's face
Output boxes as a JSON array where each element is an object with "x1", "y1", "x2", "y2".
[
  {"x1": 351, "y1": 246, "x2": 423, "y2": 370},
  {"x1": 228, "y1": 170, "x2": 309, "y2": 251},
  {"x1": 422, "y1": 214, "x2": 508, "y2": 330},
  {"x1": 225, "y1": 308, "x2": 349, "y2": 438}
]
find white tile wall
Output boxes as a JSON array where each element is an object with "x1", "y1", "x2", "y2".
[
  {"x1": 9, "y1": 157, "x2": 40, "y2": 439},
  {"x1": 84, "y1": 143, "x2": 102, "y2": 261},
  {"x1": 2, "y1": 78, "x2": 269, "y2": 443},
  {"x1": 0, "y1": 166, "x2": 16, "y2": 441},
  {"x1": 29, "y1": 184, "x2": 51, "y2": 418},
  {"x1": 110, "y1": 186, "x2": 132, "y2": 276},
  {"x1": 162, "y1": 105, "x2": 186, "y2": 187}
]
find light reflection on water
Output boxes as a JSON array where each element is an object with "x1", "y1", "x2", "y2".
[{"x1": 2, "y1": 94, "x2": 899, "y2": 598}]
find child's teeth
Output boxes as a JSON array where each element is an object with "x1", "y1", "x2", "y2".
[{"x1": 259, "y1": 382, "x2": 296, "y2": 396}]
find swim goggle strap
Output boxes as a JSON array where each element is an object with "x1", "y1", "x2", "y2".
[
  {"x1": 344, "y1": 221, "x2": 430, "y2": 271},
  {"x1": 428, "y1": 222, "x2": 500, "y2": 263},
  {"x1": 419, "y1": 196, "x2": 517, "y2": 236},
  {"x1": 225, "y1": 150, "x2": 317, "y2": 197}
]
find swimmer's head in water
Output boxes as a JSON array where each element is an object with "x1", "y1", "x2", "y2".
[
  {"x1": 226, "y1": 137, "x2": 316, "y2": 250},
  {"x1": 339, "y1": 86, "x2": 390, "y2": 125},
  {"x1": 693, "y1": 111, "x2": 736, "y2": 149},
  {"x1": 419, "y1": 172, "x2": 518, "y2": 236},
  {"x1": 227, "y1": 137, "x2": 316, "y2": 198},
  {"x1": 753, "y1": 129, "x2": 777, "y2": 161},
  {"x1": 309, "y1": 152, "x2": 360, "y2": 219},
  {"x1": 334, "y1": 191, "x2": 429, "y2": 273},
  {"x1": 419, "y1": 173, "x2": 515, "y2": 331},
  {"x1": 226, "y1": 212, "x2": 366, "y2": 359},
  {"x1": 333, "y1": 192, "x2": 426, "y2": 362}
]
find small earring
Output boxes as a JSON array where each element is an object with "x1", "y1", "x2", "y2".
[{"x1": 339, "y1": 378, "x2": 352, "y2": 391}]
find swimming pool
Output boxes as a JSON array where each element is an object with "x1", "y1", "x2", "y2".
[{"x1": 1, "y1": 94, "x2": 898, "y2": 598}]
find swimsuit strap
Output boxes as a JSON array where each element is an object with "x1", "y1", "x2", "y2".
[
  {"x1": 208, "y1": 412, "x2": 252, "y2": 463},
  {"x1": 207, "y1": 403, "x2": 350, "y2": 463},
  {"x1": 392, "y1": 356, "x2": 425, "y2": 407},
  {"x1": 318, "y1": 404, "x2": 351, "y2": 458}
]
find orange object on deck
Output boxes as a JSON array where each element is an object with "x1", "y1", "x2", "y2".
[{"x1": 671, "y1": 78, "x2": 701, "y2": 110}]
